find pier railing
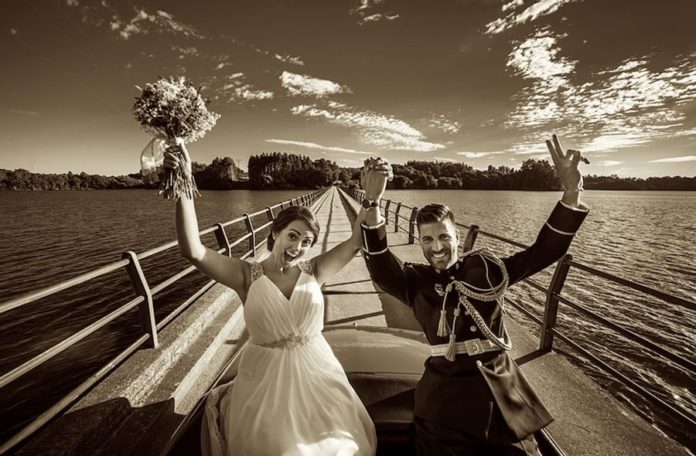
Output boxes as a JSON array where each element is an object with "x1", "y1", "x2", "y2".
[
  {"x1": 0, "y1": 188, "x2": 328, "y2": 453},
  {"x1": 348, "y1": 188, "x2": 696, "y2": 428}
]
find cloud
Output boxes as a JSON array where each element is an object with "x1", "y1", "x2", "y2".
[
  {"x1": 577, "y1": 133, "x2": 653, "y2": 153},
  {"x1": 506, "y1": 31, "x2": 696, "y2": 154},
  {"x1": 593, "y1": 160, "x2": 623, "y2": 167},
  {"x1": 486, "y1": 0, "x2": 579, "y2": 34},
  {"x1": 274, "y1": 54, "x2": 305, "y2": 66},
  {"x1": 9, "y1": 28, "x2": 18, "y2": 35},
  {"x1": 506, "y1": 29, "x2": 576, "y2": 93},
  {"x1": 350, "y1": 0, "x2": 400, "y2": 25},
  {"x1": 280, "y1": 71, "x2": 352, "y2": 97},
  {"x1": 433, "y1": 157, "x2": 458, "y2": 162},
  {"x1": 172, "y1": 45, "x2": 198, "y2": 59},
  {"x1": 266, "y1": 139, "x2": 373, "y2": 155},
  {"x1": 456, "y1": 151, "x2": 504, "y2": 158},
  {"x1": 428, "y1": 115, "x2": 461, "y2": 134},
  {"x1": 502, "y1": 0, "x2": 524, "y2": 13},
  {"x1": 64, "y1": 2, "x2": 205, "y2": 40},
  {"x1": 291, "y1": 101, "x2": 445, "y2": 152},
  {"x1": 648, "y1": 156, "x2": 696, "y2": 163},
  {"x1": 6, "y1": 109, "x2": 39, "y2": 116},
  {"x1": 216, "y1": 72, "x2": 274, "y2": 103}
]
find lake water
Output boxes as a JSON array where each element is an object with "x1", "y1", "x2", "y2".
[{"x1": 1, "y1": 189, "x2": 695, "y2": 449}]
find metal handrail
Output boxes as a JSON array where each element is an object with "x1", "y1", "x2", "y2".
[
  {"x1": 567, "y1": 260, "x2": 696, "y2": 311},
  {"x1": 345, "y1": 186, "x2": 696, "y2": 424},
  {"x1": 555, "y1": 294, "x2": 696, "y2": 372},
  {"x1": 0, "y1": 188, "x2": 329, "y2": 454},
  {"x1": 550, "y1": 327, "x2": 696, "y2": 426},
  {"x1": 0, "y1": 259, "x2": 130, "y2": 316},
  {"x1": 0, "y1": 296, "x2": 144, "y2": 389}
]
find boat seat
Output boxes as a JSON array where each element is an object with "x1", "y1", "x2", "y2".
[{"x1": 346, "y1": 373, "x2": 418, "y2": 455}]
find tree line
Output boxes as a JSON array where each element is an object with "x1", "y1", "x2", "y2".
[
  {"x1": 247, "y1": 152, "x2": 351, "y2": 189},
  {"x1": 2, "y1": 154, "x2": 695, "y2": 191}
]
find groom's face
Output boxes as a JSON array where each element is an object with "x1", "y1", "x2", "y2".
[{"x1": 418, "y1": 219, "x2": 460, "y2": 271}]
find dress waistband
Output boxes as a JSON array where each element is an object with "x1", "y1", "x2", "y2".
[{"x1": 251, "y1": 333, "x2": 319, "y2": 349}]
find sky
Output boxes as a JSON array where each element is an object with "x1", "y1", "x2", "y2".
[{"x1": 2, "y1": 0, "x2": 696, "y2": 177}]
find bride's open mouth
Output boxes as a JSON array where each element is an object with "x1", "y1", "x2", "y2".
[{"x1": 284, "y1": 251, "x2": 299, "y2": 262}]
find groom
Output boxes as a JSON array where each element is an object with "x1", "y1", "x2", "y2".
[{"x1": 359, "y1": 136, "x2": 589, "y2": 455}]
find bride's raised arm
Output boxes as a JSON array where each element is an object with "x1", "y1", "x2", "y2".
[
  {"x1": 311, "y1": 159, "x2": 391, "y2": 284},
  {"x1": 165, "y1": 140, "x2": 250, "y2": 298}
]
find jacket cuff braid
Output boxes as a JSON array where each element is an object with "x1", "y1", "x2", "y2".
[
  {"x1": 361, "y1": 221, "x2": 388, "y2": 254},
  {"x1": 545, "y1": 201, "x2": 589, "y2": 236}
]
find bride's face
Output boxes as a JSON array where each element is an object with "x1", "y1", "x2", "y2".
[{"x1": 272, "y1": 220, "x2": 315, "y2": 266}]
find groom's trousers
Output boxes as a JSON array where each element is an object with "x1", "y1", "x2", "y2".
[{"x1": 415, "y1": 417, "x2": 541, "y2": 456}]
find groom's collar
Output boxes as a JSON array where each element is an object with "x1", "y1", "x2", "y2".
[{"x1": 431, "y1": 258, "x2": 462, "y2": 279}]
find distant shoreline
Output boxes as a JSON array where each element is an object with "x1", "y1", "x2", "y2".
[{"x1": 3, "y1": 155, "x2": 696, "y2": 192}]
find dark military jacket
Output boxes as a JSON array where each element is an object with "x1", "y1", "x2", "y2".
[{"x1": 361, "y1": 201, "x2": 589, "y2": 442}]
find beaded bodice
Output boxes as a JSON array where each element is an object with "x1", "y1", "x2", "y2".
[{"x1": 244, "y1": 260, "x2": 323, "y2": 348}]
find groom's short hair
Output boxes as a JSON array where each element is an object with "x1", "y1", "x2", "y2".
[{"x1": 416, "y1": 204, "x2": 456, "y2": 228}]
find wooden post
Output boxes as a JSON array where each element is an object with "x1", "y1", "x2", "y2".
[
  {"x1": 408, "y1": 207, "x2": 418, "y2": 244},
  {"x1": 463, "y1": 225, "x2": 479, "y2": 252},
  {"x1": 122, "y1": 251, "x2": 158, "y2": 348},
  {"x1": 266, "y1": 206, "x2": 275, "y2": 222},
  {"x1": 384, "y1": 199, "x2": 391, "y2": 226},
  {"x1": 214, "y1": 223, "x2": 231, "y2": 256},
  {"x1": 393, "y1": 202, "x2": 402, "y2": 233},
  {"x1": 243, "y1": 213, "x2": 256, "y2": 257},
  {"x1": 540, "y1": 254, "x2": 573, "y2": 352}
]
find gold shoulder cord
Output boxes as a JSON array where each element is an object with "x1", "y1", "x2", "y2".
[{"x1": 435, "y1": 248, "x2": 512, "y2": 361}]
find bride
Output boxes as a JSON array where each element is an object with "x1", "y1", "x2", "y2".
[{"x1": 164, "y1": 143, "x2": 384, "y2": 455}]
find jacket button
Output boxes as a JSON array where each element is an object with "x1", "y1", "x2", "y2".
[
  {"x1": 476, "y1": 360, "x2": 482, "y2": 367},
  {"x1": 469, "y1": 325, "x2": 477, "y2": 332}
]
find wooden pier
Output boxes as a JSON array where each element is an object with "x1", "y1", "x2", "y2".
[{"x1": 12, "y1": 186, "x2": 691, "y2": 455}]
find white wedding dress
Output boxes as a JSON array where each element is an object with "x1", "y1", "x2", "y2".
[{"x1": 202, "y1": 260, "x2": 376, "y2": 456}]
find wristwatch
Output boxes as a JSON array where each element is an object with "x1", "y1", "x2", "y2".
[{"x1": 361, "y1": 198, "x2": 379, "y2": 210}]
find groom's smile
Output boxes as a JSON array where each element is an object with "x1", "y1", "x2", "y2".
[{"x1": 419, "y1": 220, "x2": 460, "y2": 271}]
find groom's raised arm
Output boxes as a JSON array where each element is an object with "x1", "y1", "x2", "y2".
[
  {"x1": 361, "y1": 217, "x2": 414, "y2": 306},
  {"x1": 503, "y1": 200, "x2": 588, "y2": 286},
  {"x1": 358, "y1": 157, "x2": 413, "y2": 306},
  {"x1": 504, "y1": 135, "x2": 590, "y2": 286}
]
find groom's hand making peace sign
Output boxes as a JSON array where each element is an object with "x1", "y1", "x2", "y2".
[{"x1": 546, "y1": 134, "x2": 589, "y2": 192}]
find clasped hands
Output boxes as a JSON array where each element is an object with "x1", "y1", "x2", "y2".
[{"x1": 360, "y1": 157, "x2": 393, "y2": 201}]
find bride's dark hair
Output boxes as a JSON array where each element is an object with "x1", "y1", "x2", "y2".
[{"x1": 267, "y1": 206, "x2": 320, "y2": 251}]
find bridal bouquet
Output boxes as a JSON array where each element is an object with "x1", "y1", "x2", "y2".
[{"x1": 132, "y1": 76, "x2": 220, "y2": 200}]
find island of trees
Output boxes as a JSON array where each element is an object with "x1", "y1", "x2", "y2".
[{"x1": 1, "y1": 153, "x2": 695, "y2": 191}]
